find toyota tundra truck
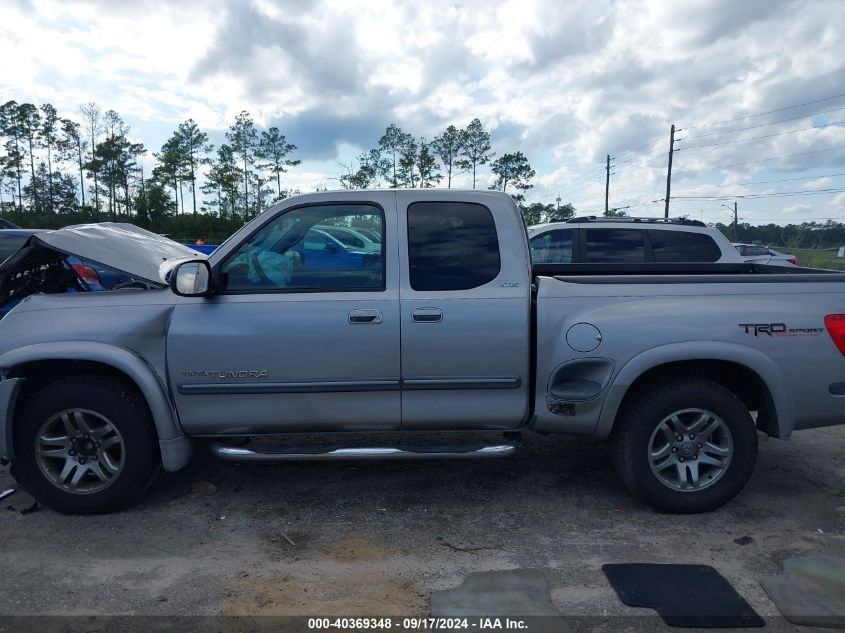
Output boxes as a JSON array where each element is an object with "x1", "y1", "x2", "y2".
[{"x1": 0, "y1": 190, "x2": 843, "y2": 515}]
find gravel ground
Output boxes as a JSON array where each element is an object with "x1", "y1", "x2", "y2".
[{"x1": 0, "y1": 426, "x2": 843, "y2": 629}]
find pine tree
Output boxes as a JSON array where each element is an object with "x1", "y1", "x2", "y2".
[
  {"x1": 378, "y1": 124, "x2": 412, "y2": 188},
  {"x1": 417, "y1": 140, "x2": 442, "y2": 188},
  {"x1": 176, "y1": 119, "x2": 212, "y2": 215},
  {"x1": 0, "y1": 101, "x2": 24, "y2": 211},
  {"x1": 460, "y1": 118, "x2": 493, "y2": 189},
  {"x1": 257, "y1": 127, "x2": 299, "y2": 200},
  {"x1": 431, "y1": 125, "x2": 467, "y2": 188},
  {"x1": 79, "y1": 103, "x2": 103, "y2": 218},
  {"x1": 17, "y1": 103, "x2": 41, "y2": 211},
  {"x1": 59, "y1": 118, "x2": 87, "y2": 212},
  {"x1": 226, "y1": 112, "x2": 258, "y2": 216},
  {"x1": 39, "y1": 104, "x2": 59, "y2": 213},
  {"x1": 490, "y1": 151, "x2": 535, "y2": 202}
]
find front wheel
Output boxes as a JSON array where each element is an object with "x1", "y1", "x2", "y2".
[
  {"x1": 611, "y1": 378, "x2": 758, "y2": 513},
  {"x1": 12, "y1": 375, "x2": 160, "y2": 514}
]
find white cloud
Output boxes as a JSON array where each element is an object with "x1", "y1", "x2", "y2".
[
  {"x1": 782, "y1": 203, "x2": 812, "y2": 215},
  {"x1": 1, "y1": 0, "x2": 844, "y2": 223}
]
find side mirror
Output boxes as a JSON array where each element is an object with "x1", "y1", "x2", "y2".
[
  {"x1": 169, "y1": 260, "x2": 213, "y2": 297},
  {"x1": 324, "y1": 243, "x2": 340, "y2": 254}
]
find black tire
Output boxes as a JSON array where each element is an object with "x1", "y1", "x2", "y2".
[
  {"x1": 611, "y1": 378, "x2": 758, "y2": 513},
  {"x1": 12, "y1": 375, "x2": 160, "y2": 514}
]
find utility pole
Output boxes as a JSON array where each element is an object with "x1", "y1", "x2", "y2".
[
  {"x1": 664, "y1": 124, "x2": 675, "y2": 218},
  {"x1": 605, "y1": 154, "x2": 611, "y2": 214},
  {"x1": 555, "y1": 194, "x2": 561, "y2": 213},
  {"x1": 722, "y1": 202, "x2": 738, "y2": 238}
]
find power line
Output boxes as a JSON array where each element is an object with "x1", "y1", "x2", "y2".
[
  {"x1": 613, "y1": 151, "x2": 671, "y2": 174},
  {"x1": 684, "y1": 90, "x2": 845, "y2": 130},
  {"x1": 675, "y1": 144, "x2": 845, "y2": 175},
  {"x1": 611, "y1": 139, "x2": 671, "y2": 164},
  {"x1": 678, "y1": 119, "x2": 845, "y2": 151},
  {"x1": 672, "y1": 172, "x2": 845, "y2": 193},
  {"x1": 671, "y1": 187, "x2": 845, "y2": 200},
  {"x1": 684, "y1": 103, "x2": 845, "y2": 140}
]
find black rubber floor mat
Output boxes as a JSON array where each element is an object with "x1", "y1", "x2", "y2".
[{"x1": 603, "y1": 563, "x2": 764, "y2": 628}]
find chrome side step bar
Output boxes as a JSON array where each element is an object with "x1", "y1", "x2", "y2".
[{"x1": 209, "y1": 442, "x2": 518, "y2": 462}]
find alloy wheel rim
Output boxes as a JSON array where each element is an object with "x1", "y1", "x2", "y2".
[
  {"x1": 35, "y1": 409, "x2": 125, "y2": 494},
  {"x1": 647, "y1": 408, "x2": 733, "y2": 492}
]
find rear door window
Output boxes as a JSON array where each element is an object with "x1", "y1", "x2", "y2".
[
  {"x1": 649, "y1": 230, "x2": 721, "y2": 262},
  {"x1": 530, "y1": 229, "x2": 574, "y2": 264},
  {"x1": 584, "y1": 229, "x2": 646, "y2": 263},
  {"x1": 407, "y1": 202, "x2": 500, "y2": 291}
]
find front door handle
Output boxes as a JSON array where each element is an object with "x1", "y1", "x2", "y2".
[
  {"x1": 349, "y1": 309, "x2": 382, "y2": 324},
  {"x1": 412, "y1": 307, "x2": 443, "y2": 323}
]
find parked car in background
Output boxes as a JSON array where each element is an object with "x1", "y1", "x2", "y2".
[
  {"x1": 0, "y1": 219, "x2": 20, "y2": 230},
  {"x1": 355, "y1": 227, "x2": 382, "y2": 244},
  {"x1": 528, "y1": 217, "x2": 744, "y2": 265},
  {"x1": 732, "y1": 243, "x2": 798, "y2": 267},
  {"x1": 315, "y1": 224, "x2": 381, "y2": 254}
]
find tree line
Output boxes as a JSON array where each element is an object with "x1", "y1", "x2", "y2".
[
  {"x1": 0, "y1": 101, "x2": 301, "y2": 238},
  {"x1": 712, "y1": 220, "x2": 845, "y2": 250},
  {"x1": 0, "y1": 103, "x2": 561, "y2": 237},
  {"x1": 336, "y1": 118, "x2": 538, "y2": 202}
]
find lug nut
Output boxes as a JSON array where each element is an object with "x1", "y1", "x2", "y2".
[
  {"x1": 692, "y1": 454, "x2": 697, "y2": 460},
  {"x1": 676, "y1": 435, "x2": 683, "y2": 441},
  {"x1": 689, "y1": 434, "x2": 695, "y2": 439},
  {"x1": 697, "y1": 443, "x2": 702, "y2": 448},
  {"x1": 679, "y1": 457, "x2": 685, "y2": 462},
  {"x1": 672, "y1": 447, "x2": 678, "y2": 453}
]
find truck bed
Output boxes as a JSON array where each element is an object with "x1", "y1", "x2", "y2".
[{"x1": 533, "y1": 262, "x2": 845, "y2": 284}]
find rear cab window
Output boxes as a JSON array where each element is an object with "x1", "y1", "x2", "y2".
[{"x1": 407, "y1": 202, "x2": 500, "y2": 291}]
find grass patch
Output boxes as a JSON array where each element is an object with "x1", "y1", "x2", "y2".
[{"x1": 777, "y1": 248, "x2": 845, "y2": 269}]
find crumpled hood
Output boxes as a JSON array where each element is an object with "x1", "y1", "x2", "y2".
[{"x1": 33, "y1": 222, "x2": 205, "y2": 284}]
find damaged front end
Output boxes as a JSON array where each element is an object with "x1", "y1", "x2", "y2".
[
  {"x1": 0, "y1": 240, "x2": 158, "y2": 320},
  {"x1": 0, "y1": 243, "x2": 89, "y2": 319}
]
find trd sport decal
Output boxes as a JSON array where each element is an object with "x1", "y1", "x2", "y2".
[{"x1": 739, "y1": 323, "x2": 823, "y2": 337}]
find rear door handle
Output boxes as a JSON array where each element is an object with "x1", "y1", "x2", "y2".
[
  {"x1": 412, "y1": 308, "x2": 443, "y2": 323},
  {"x1": 349, "y1": 309, "x2": 382, "y2": 324}
]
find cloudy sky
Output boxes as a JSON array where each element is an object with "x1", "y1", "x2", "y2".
[{"x1": 2, "y1": 0, "x2": 845, "y2": 224}]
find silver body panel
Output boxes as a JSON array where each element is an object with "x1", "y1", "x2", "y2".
[{"x1": 533, "y1": 275, "x2": 845, "y2": 438}]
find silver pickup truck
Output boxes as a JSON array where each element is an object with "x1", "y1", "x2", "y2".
[{"x1": 0, "y1": 190, "x2": 843, "y2": 515}]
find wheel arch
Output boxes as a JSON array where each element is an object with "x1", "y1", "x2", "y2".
[
  {"x1": 0, "y1": 341, "x2": 191, "y2": 471},
  {"x1": 596, "y1": 342, "x2": 795, "y2": 440}
]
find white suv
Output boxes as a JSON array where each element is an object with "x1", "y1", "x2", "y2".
[{"x1": 528, "y1": 217, "x2": 744, "y2": 265}]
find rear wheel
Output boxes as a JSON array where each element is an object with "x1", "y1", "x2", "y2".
[
  {"x1": 12, "y1": 375, "x2": 160, "y2": 514},
  {"x1": 612, "y1": 378, "x2": 757, "y2": 513}
]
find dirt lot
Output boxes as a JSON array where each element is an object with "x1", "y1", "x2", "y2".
[{"x1": 0, "y1": 426, "x2": 843, "y2": 627}]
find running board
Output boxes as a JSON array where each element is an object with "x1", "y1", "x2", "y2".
[{"x1": 209, "y1": 442, "x2": 518, "y2": 462}]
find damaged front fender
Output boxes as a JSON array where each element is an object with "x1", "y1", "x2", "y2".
[{"x1": 0, "y1": 342, "x2": 192, "y2": 472}]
